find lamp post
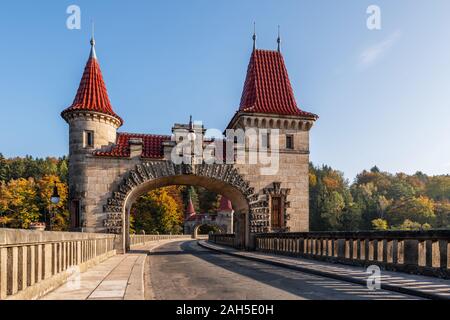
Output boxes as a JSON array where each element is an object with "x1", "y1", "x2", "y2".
[{"x1": 49, "y1": 182, "x2": 60, "y2": 231}]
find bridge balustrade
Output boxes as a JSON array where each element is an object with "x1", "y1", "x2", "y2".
[
  {"x1": 0, "y1": 228, "x2": 117, "y2": 300},
  {"x1": 255, "y1": 231, "x2": 450, "y2": 278},
  {"x1": 209, "y1": 234, "x2": 239, "y2": 249},
  {"x1": 129, "y1": 234, "x2": 191, "y2": 247}
]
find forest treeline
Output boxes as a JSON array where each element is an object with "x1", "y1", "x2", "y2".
[
  {"x1": 310, "y1": 164, "x2": 450, "y2": 231},
  {"x1": 0, "y1": 153, "x2": 449, "y2": 233}
]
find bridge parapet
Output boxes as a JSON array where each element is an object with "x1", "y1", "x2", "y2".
[
  {"x1": 209, "y1": 234, "x2": 241, "y2": 249},
  {"x1": 254, "y1": 231, "x2": 450, "y2": 279},
  {"x1": 0, "y1": 228, "x2": 117, "y2": 300},
  {"x1": 129, "y1": 234, "x2": 191, "y2": 248}
]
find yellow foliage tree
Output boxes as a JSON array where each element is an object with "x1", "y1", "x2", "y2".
[{"x1": 0, "y1": 178, "x2": 40, "y2": 228}]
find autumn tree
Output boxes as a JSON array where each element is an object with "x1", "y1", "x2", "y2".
[
  {"x1": 132, "y1": 187, "x2": 184, "y2": 234},
  {"x1": 0, "y1": 178, "x2": 40, "y2": 228},
  {"x1": 36, "y1": 175, "x2": 69, "y2": 231}
]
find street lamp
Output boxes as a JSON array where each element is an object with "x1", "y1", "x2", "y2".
[
  {"x1": 49, "y1": 182, "x2": 60, "y2": 231},
  {"x1": 51, "y1": 182, "x2": 60, "y2": 205}
]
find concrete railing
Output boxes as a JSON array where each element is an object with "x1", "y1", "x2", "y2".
[
  {"x1": 209, "y1": 234, "x2": 239, "y2": 249},
  {"x1": 129, "y1": 234, "x2": 191, "y2": 248},
  {"x1": 0, "y1": 228, "x2": 116, "y2": 300},
  {"x1": 255, "y1": 231, "x2": 450, "y2": 278}
]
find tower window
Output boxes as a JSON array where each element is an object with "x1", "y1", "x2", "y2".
[
  {"x1": 84, "y1": 131, "x2": 94, "y2": 148},
  {"x1": 286, "y1": 135, "x2": 294, "y2": 150},
  {"x1": 71, "y1": 200, "x2": 81, "y2": 229}
]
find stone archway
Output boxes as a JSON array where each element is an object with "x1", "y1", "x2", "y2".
[
  {"x1": 103, "y1": 162, "x2": 268, "y2": 253},
  {"x1": 192, "y1": 223, "x2": 225, "y2": 239}
]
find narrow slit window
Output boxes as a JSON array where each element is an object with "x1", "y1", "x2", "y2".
[
  {"x1": 286, "y1": 135, "x2": 294, "y2": 150},
  {"x1": 85, "y1": 131, "x2": 94, "y2": 148}
]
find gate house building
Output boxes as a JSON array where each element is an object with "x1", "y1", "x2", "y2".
[{"x1": 61, "y1": 35, "x2": 318, "y2": 252}]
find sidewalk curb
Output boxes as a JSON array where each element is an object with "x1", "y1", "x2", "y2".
[{"x1": 198, "y1": 241, "x2": 449, "y2": 300}]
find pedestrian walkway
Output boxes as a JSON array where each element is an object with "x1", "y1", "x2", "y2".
[
  {"x1": 41, "y1": 240, "x2": 179, "y2": 300},
  {"x1": 200, "y1": 241, "x2": 450, "y2": 300}
]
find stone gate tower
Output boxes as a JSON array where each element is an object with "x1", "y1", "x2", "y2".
[{"x1": 61, "y1": 34, "x2": 318, "y2": 251}]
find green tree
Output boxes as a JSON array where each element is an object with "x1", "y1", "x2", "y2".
[{"x1": 0, "y1": 153, "x2": 8, "y2": 182}]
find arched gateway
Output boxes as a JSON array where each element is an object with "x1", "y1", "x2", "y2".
[
  {"x1": 61, "y1": 35, "x2": 318, "y2": 253},
  {"x1": 104, "y1": 163, "x2": 259, "y2": 252}
]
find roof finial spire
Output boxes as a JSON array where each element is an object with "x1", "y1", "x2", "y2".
[
  {"x1": 277, "y1": 25, "x2": 281, "y2": 52},
  {"x1": 90, "y1": 20, "x2": 97, "y2": 59},
  {"x1": 252, "y1": 22, "x2": 257, "y2": 51},
  {"x1": 189, "y1": 115, "x2": 193, "y2": 131}
]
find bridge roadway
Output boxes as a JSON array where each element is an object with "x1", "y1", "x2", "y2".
[{"x1": 145, "y1": 240, "x2": 415, "y2": 300}]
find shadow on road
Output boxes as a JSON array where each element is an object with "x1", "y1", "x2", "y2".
[{"x1": 172, "y1": 241, "x2": 414, "y2": 300}]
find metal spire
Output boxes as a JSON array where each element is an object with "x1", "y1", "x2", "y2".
[
  {"x1": 252, "y1": 22, "x2": 257, "y2": 51},
  {"x1": 277, "y1": 25, "x2": 281, "y2": 52},
  {"x1": 90, "y1": 20, "x2": 97, "y2": 59},
  {"x1": 189, "y1": 115, "x2": 193, "y2": 131}
]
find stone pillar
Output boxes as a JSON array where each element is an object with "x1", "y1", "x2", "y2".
[
  {"x1": 418, "y1": 241, "x2": 426, "y2": 267},
  {"x1": 404, "y1": 240, "x2": 419, "y2": 267},
  {"x1": 7, "y1": 247, "x2": 19, "y2": 296},
  {"x1": 447, "y1": 242, "x2": 450, "y2": 270},
  {"x1": 360, "y1": 240, "x2": 366, "y2": 260},
  {"x1": 345, "y1": 240, "x2": 350, "y2": 259},
  {"x1": 397, "y1": 240, "x2": 405, "y2": 264},
  {"x1": 377, "y1": 240, "x2": 384, "y2": 263},
  {"x1": 36, "y1": 245, "x2": 43, "y2": 283},
  {"x1": 28, "y1": 246, "x2": 35, "y2": 287},
  {"x1": 0, "y1": 247, "x2": 7, "y2": 300},
  {"x1": 352, "y1": 240, "x2": 358, "y2": 259},
  {"x1": 431, "y1": 241, "x2": 440, "y2": 268},
  {"x1": 368, "y1": 241, "x2": 375, "y2": 261},
  {"x1": 386, "y1": 240, "x2": 394, "y2": 264},
  {"x1": 44, "y1": 244, "x2": 52, "y2": 279},
  {"x1": 19, "y1": 246, "x2": 28, "y2": 291}
]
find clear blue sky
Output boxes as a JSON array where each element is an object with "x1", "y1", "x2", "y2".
[{"x1": 0, "y1": 0, "x2": 449, "y2": 181}]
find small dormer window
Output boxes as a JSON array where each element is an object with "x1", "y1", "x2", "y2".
[
  {"x1": 84, "y1": 131, "x2": 94, "y2": 148},
  {"x1": 286, "y1": 135, "x2": 294, "y2": 150}
]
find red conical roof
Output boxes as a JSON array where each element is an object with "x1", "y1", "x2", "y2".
[
  {"x1": 186, "y1": 198, "x2": 196, "y2": 216},
  {"x1": 218, "y1": 196, "x2": 233, "y2": 212},
  {"x1": 62, "y1": 39, "x2": 123, "y2": 125},
  {"x1": 239, "y1": 49, "x2": 318, "y2": 119}
]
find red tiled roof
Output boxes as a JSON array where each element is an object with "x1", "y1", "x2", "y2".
[
  {"x1": 94, "y1": 133, "x2": 170, "y2": 158},
  {"x1": 218, "y1": 196, "x2": 233, "y2": 212},
  {"x1": 239, "y1": 49, "x2": 318, "y2": 119},
  {"x1": 62, "y1": 44, "x2": 123, "y2": 125}
]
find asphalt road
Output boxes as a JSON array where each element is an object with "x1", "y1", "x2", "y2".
[{"x1": 144, "y1": 240, "x2": 418, "y2": 300}]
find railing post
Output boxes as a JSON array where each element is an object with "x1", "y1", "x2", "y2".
[
  {"x1": 19, "y1": 246, "x2": 28, "y2": 291},
  {"x1": 404, "y1": 240, "x2": 419, "y2": 267},
  {"x1": 36, "y1": 244, "x2": 43, "y2": 283},
  {"x1": 352, "y1": 240, "x2": 358, "y2": 259},
  {"x1": 360, "y1": 239, "x2": 366, "y2": 260},
  {"x1": 418, "y1": 240, "x2": 426, "y2": 267},
  {"x1": 377, "y1": 240, "x2": 384, "y2": 263},
  {"x1": 386, "y1": 240, "x2": 394, "y2": 264},
  {"x1": 447, "y1": 242, "x2": 450, "y2": 270},
  {"x1": 0, "y1": 247, "x2": 7, "y2": 299},
  {"x1": 345, "y1": 240, "x2": 350, "y2": 259},
  {"x1": 431, "y1": 241, "x2": 440, "y2": 268},
  {"x1": 28, "y1": 246, "x2": 35, "y2": 287},
  {"x1": 7, "y1": 247, "x2": 19, "y2": 296}
]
